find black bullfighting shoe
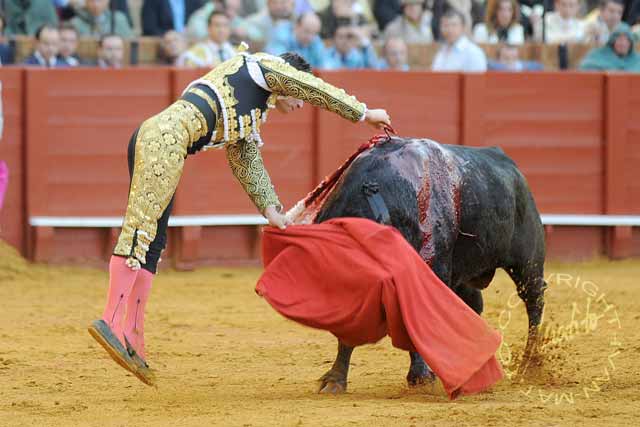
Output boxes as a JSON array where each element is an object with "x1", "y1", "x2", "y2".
[
  {"x1": 124, "y1": 335, "x2": 157, "y2": 387},
  {"x1": 88, "y1": 319, "x2": 140, "y2": 381}
]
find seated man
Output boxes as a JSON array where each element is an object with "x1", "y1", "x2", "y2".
[
  {"x1": 584, "y1": 0, "x2": 624, "y2": 46},
  {"x1": 432, "y1": 9, "x2": 487, "y2": 72},
  {"x1": 158, "y1": 30, "x2": 188, "y2": 65},
  {"x1": 96, "y1": 34, "x2": 126, "y2": 68},
  {"x1": 580, "y1": 23, "x2": 640, "y2": 71},
  {"x1": 3, "y1": 0, "x2": 58, "y2": 36},
  {"x1": 266, "y1": 12, "x2": 329, "y2": 68},
  {"x1": 0, "y1": 13, "x2": 15, "y2": 65},
  {"x1": 58, "y1": 23, "x2": 81, "y2": 67},
  {"x1": 488, "y1": 44, "x2": 543, "y2": 71},
  {"x1": 325, "y1": 22, "x2": 379, "y2": 69},
  {"x1": 178, "y1": 11, "x2": 237, "y2": 67},
  {"x1": 71, "y1": 0, "x2": 133, "y2": 38},
  {"x1": 383, "y1": 0, "x2": 433, "y2": 44},
  {"x1": 535, "y1": 0, "x2": 585, "y2": 43},
  {"x1": 378, "y1": 36, "x2": 410, "y2": 71},
  {"x1": 23, "y1": 25, "x2": 66, "y2": 68}
]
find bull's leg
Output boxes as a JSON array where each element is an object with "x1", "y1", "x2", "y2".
[
  {"x1": 318, "y1": 341, "x2": 353, "y2": 394},
  {"x1": 406, "y1": 351, "x2": 436, "y2": 386},
  {"x1": 454, "y1": 285, "x2": 484, "y2": 315},
  {"x1": 506, "y1": 266, "x2": 547, "y2": 375}
]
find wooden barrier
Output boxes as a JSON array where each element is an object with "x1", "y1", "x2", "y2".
[
  {"x1": 1, "y1": 68, "x2": 638, "y2": 265},
  {"x1": 316, "y1": 70, "x2": 461, "y2": 179},
  {"x1": 24, "y1": 68, "x2": 172, "y2": 263},
  {"x1": 605, "y1": 74, "x2": 640, "y2": 258},
  {"x1": 0, "y1": 69, "x2": 25, "y2": 253}
]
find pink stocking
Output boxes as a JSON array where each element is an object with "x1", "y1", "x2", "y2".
[
  {"x1": 0, "y1": 161, "x2": 8, "y2": 211},
  {"x1": 102, "y1": 255, "x2": 139, "y2": 345},
  {"x1": 123, "y1": 269, "x2": 153, "y2": 360}
]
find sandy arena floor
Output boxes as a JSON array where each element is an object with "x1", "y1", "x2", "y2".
[{"x1": 1, "y1": 241, "x2": 639, "y2": 427}]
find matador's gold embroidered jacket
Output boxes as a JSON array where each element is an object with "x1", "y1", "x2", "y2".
[{"x1": 180, "y1": 50, "x2": 367, "y2": 213}]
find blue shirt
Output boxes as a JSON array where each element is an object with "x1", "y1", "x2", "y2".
[
  {"x1": 324, "y1": 44, "x2": 379, "y2": 70},
  {"x1": 265, "y1": 24, "x2": 329, "y2": 69},
  {"x1": 169, "y1": 0, "x2": 186, "y2": 32}
]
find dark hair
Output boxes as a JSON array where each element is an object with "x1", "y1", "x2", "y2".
[
  {"x1": 0, "y1": 13, "x2": 5, "y2": 34},
  {"x1": 35, "y1": 24, "x2": 58, "y2": 41},
  {"x1": 59, "y1": 22, "x2": 78, "y2": 35},
  {"x1": 442, "y1": 9, "x2": 466, "y2": 25},
  {"x1": 602, "y1": 0, "x2": 624, "y2": 8},
  {"x1": 99, "y1": 33, "x2": 123, "y2": 47},
  {"x1": 208, "y1": 10, "x2": 229, "y2": 25},
  {"x1": 280, "y1": 52, "x2": 312, "y2": 73}
]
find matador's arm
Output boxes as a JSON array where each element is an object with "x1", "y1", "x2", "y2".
[
  {"x1": 225, "y1": 138, "x2": 281, "y2": 214},
  {"x1": 257, "y1": 56, "x2": 367, "y2": 123}
]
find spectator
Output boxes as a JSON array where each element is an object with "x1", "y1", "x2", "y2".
[
  {"x1": 432, "y1": 9, "x2": 487, "y2": 71},
  {"x1": 383, "y1": 0, "x2": 433, "y2": 44},
  {"x1": 580, "y1": 23, "x2": 640, "y2": 70},
  {"x1": 58, "y1": 23, "x2": 81, "y2": 67},
  {"x1": 142, "y1": 0, "x2": 204, "y2": 36},
  {"x1": 178, "y1": 10, "x2": 236, "y2": 67},
  {"x1": 378, "y1": 36, "x2": 410, "y2": 70},
  {"x1": 0, "y1": 14, "x2": 15, "y2": 65},
  {"x1": 473, "y1": 0, "x2": 525, "y2": 44},
  {"x1": 265, "y1": 12, "x2": 329, "y2": 67},
  {"x1": 23, "y1": 25, "x2": 65, "y2": 67},
  {"x1": 374, "y1": 0, "x2": 403, "y2": 31},
  {"x1": 318, "y1": 0, "x2": 371, "y2": 39},
  {"x1": 97, "y1": 34, "x2": 125, "y2": 68},
  {"x1": 54, "y1": 0, "x2": 133, "y2": 26},
  {"x1": 584, "y1": 0, "x2": 624, "y2": 45},
  {"x1": 159, "y1": 30, "x2": 188, "y2": 64},
  {"x1": 488, "y1": 43, "x2": 544, "y2": 70},
  {"x1": 431, "y1": 0, "x2": 485, "y2": 40},
  {"x1": 3, "y1": 0, "x2": 59, "y2": 36},
  {"x1": 71, "y1": 0, "x2": 134, "y2": 38},
  {"x1": 325, "y1": 22, "x2": 379, "y2": 69},
  {"x1": 187, "y1": 0, "x2": 259, "y2": 43},
  {"x1": 535, "y1": 0, "x2": 585, "y2": 43},
  {"x1": 245, "y1": 0, "x2": 296, "y2": 43}
]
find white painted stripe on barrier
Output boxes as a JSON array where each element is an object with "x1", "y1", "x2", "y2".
[
  {"x1": 28, "y1": 214, "x2": 640, "y2": 228},
  {"x1": 540, "y1": 214, "x2": 640, "y2": 227},
  {"x1": 29, "y1": 215, "x2": 267, "y2": 228}
]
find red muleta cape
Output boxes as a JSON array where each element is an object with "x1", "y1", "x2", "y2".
[{"x1": 256, "y1": 217, "x2": 503, "y2": 399}]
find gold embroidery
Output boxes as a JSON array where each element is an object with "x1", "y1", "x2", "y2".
[
  {"x1": 260, "y1": 58, "x2": 366, "y2": 122},
  {"x1": 225, "y1": 138, "x2": 281, "y2": 213},
  {"x1": 198, "y1": 55, "x2": 244, "y2": 143},
  {"x1": 239, "y1": 113, "x2": 252, "y2": 140},
  {"x1": 114, "y1": 101, "x2": 206, "y2": 265}
]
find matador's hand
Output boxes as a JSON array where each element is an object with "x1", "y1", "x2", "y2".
[
  {"x1": 264, "y1": 205, "x2": 291, "y2": 230},
  {"x1": 364, "y1": 109, "x2": 392, "y2": 130}
]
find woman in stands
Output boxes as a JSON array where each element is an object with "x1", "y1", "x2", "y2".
[{"x1": 473, "y1": 0, "x2": 525, "y2": 44}]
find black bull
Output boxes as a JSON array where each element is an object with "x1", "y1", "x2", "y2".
[{"x1": 311, "y1": 137, "x2": 547, "y2": 393}]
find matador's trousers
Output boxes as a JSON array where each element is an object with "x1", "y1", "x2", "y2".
[{"x1": 113, "y1": 85, "x2": 217, "y2": 273}]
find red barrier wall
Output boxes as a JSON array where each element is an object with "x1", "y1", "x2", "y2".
[
  {"x1": 25, "y1": 68, "x2": 172, "y2": 263},
  {"x1": 605, "y1": 74, "x2": 640, "y2": 257},
  {"x1": 0, "y1": 69, "x2": 25, "y2": 253},
  {"x1": 464, "y1": 72, "x2": 607, "y2": 259},
  {"x1": 2, "y1": 69, "x2": 638, "y2": 266},
  {"x1": 316, "y1": 71, "x2": 461, "y2": 179}
]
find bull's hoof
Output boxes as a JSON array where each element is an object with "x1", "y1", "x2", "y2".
[
  {"x1": 407, "y1": 368, "x2": 437, "y2": 387},
  {"x1": 318, "y1": 370, "x2": 347, "y2": 394}
]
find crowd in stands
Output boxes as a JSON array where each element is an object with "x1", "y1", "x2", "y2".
[{"x1": 1, "y1": 0, "x2": 640, "y2": 72}]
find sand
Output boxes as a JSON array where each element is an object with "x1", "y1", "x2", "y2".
[{"x1": 1, "y1": 240, "x2": 639, "y2": 427}]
